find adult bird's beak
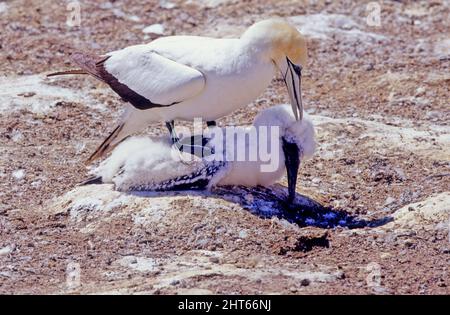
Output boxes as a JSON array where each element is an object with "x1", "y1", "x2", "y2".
[
  {"x1": 280, "y1": 57, "x2": 303, "y2": 121},
  {"x1": 282, "y1": 137, "x2": 301, "y2": 203}
]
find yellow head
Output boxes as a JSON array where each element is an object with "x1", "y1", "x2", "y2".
[
  {"x1": 241, "y1": 18, "x2": 307, "y2": 66},
  {"x1": 242, "y1": 19, "x2": 307, "y2": 121}
]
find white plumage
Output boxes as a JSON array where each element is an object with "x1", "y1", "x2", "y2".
[
  {"x1": 92, "y1": 105, "x2": 315, "y2": 200},
  {"x1": 107, "y1": 36, "x2": 274, "y2": 122},
  {"x1": 49, "y1": 19, "x2": 307, "y2": 162}
]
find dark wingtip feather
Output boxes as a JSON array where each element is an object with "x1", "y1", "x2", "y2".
[{"x1": 78, "y1": 176, "x2": 103, "y2": 186}]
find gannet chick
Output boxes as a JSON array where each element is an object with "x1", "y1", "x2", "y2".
[
  {"x1": 48, "y1": 18, "x2": 307, "y2": 162},
  {"x1": 89, "y1": 105, "x2": 315, "y2": 202}
]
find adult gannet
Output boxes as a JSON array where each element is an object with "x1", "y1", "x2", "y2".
[
  {"x1": 48, "y1": 19, "x2": 307, "y2": 163},
  {"x1": 86, "y1": 105, "x2": 316, "y2": 202}
]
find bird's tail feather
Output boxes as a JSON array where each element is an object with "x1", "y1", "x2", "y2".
[
  {"x1": 47, "y1": 52, "x2": 109, "y2": 81},
  {"x1": 86, "y1": 122, "x2": 126, "y2": 164},
  {"x1": 47, "y1": 69, "x2": 88, "y2": 77}
]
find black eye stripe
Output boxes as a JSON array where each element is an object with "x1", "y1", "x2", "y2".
[
  {"x1": 283, "y1": 66, "x2": 289, "y2": 82},
  {"x1": 289, "y1": 65, "x2": 299, "y2": 105}
]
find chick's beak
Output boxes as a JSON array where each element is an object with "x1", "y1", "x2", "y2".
[
  {"x1": 282, "y1": 137, "x2": 301, "y2": 203},
  {"x1": 280, "y1": 57, "x2": 303, "y2": 121}
]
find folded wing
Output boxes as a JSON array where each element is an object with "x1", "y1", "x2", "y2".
[{"x1": 102, "y1": 45, "x2": 205, "y2": 109}]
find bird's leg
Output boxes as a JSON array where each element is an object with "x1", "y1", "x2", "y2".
[
  {"x1": 166, "y1": 120, "x2": 186, "y2": 154},
  {"x1": 166, "y1": 120, "x2": 180, "y2": 144},
  {"x1": 166, "y1": 120, "x2": 201, "y2": 155},
  {"x1": 166, "y1": 120, "x2": 214, "y2": 158}
]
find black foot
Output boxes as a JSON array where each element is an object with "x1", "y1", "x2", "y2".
[{"x1": 175, "y1": 136, "x2": 214, "y2": 158}]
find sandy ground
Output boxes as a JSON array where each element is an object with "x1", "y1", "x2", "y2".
[{"x1": 0, "y1": 0, "x2": 449, "y2": 294}]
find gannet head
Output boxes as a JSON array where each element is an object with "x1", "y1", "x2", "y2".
[
  {"x1": 254, "y1": 104, "x2": 315, "y2": 202},
  {"x1": 242, "y1": 19, "x2": 307, "y2": 121}
]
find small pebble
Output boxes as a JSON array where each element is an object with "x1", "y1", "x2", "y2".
[
  {"x1": 209, "y1": 257, "x2": 219, "y2": 263},
  {"x1": 300, "y1": 278, "x2": 310, "y2": 286},
  {"x1": 142, "y1": 24, "x2": 165, "y2": 35}
]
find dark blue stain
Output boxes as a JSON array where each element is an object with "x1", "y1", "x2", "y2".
[{"x1": 214, "y1": 185, "x2": 393, "y2": 229}]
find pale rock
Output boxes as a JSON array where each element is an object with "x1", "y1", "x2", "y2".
[
  {"x1": 0, "y1": 2, "x2": 8, "y2": 14},
  {"x1": 116, "y1": 256, "x2": 157, "y2": 273},
  {"x1": 142, "y1": 24, "x2": 165, "y2": 35},
  {"x1": 189, "y1": 0, "x2": 233, "y2": 8},
  {"x1": 12, "y1": 169, "x2": 25, "y2": 181},
  {"x1": 1, "y1": 75, "x2": 103, "y2": 113},
  {"x1": 159, "y1": 0, "x2": 177, "y2": 9},
  {"x1": 384, "y1": 197, "x2": 396, "y2": 206},
  {"x1": 0, "y1": 245, "x2": 14, "y2": 256},
  {"x1": 382, "y1": 193, "x2": 450, "y2": 231}
]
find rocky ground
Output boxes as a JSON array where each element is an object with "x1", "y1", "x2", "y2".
[{"x1": 0, "y1": 0, "x2": 449, "y2": 294}]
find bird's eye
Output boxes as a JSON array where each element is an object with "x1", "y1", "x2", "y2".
[{"x1": 292, "y1": 64, "x2": 302, "y2": 76}]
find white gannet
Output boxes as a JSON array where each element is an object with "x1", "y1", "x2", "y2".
[
  {"x1": 48, "y1": 19, "x2": 307, "y2": 163},
  {"x1": 85, "y1": 105, "x2": 316, "y2": 202}
]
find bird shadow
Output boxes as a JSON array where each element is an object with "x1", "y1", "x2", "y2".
[{"x1": 127, "y1": 184, "x2": 393, "y2": 230}]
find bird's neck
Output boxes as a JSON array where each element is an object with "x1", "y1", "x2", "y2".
[{"x1": 239, "y1": 35, "x2": 276, "y2": 64}]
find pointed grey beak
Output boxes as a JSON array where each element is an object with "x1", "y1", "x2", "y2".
[
  {"x1": 282, "y1": 57, "x2": 303, "y2": 121},
  {"x1": 282, "y1": 137, "x2": 301, "y2": 203}
]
